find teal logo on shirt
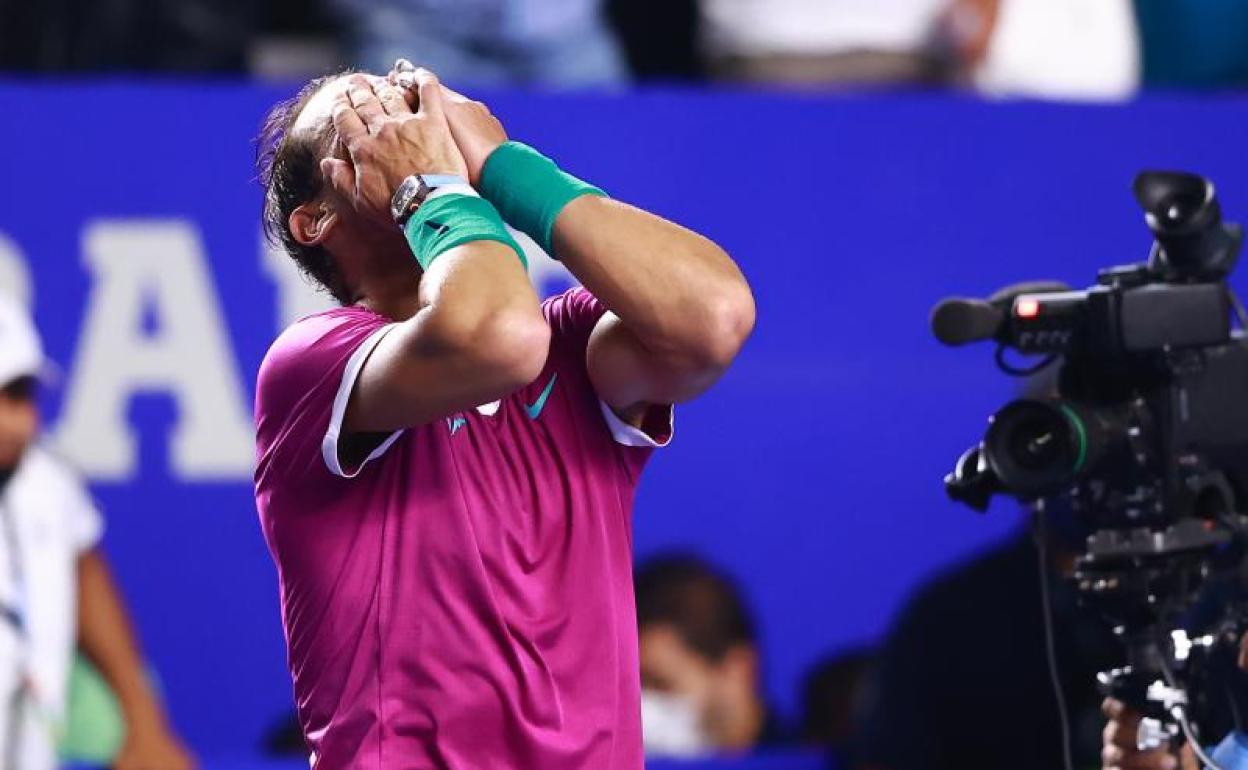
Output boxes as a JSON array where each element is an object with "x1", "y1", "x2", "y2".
[
  {"x1": 526, "y1": 374, "x2": 558, "y2": 420},
  {"x1": 447, "y1": 416, "x2": 467, "y2": 435}
]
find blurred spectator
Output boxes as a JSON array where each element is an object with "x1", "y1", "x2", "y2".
[
  {"x1": 852, "y1": 512, "x2": 1121, "y2": 770},
  {"x1": 250, "y1": 0, "x2": 342, "y2": 80},
  {"x1": 607, "y1": 0, "x2": 704, "y2": 81},
  {"x1": 699, "y1": 0, "x2": 948, "y2": 87},
  {"x1": 635, "y1": 553, "x2": 792, "y2": 757},
  {"x1": 329, "y1": 0, "x2": 627, "y2": 87},
  {"x1": 799, "y1": 647, "x2": 874, "y2": 761},
  {"x1": 0, "y1": 0, "x2": 255, "y2": 71},
  {"x1": 1133, "y1": 0, "x2": 1248, "y2": 89},
  {"x1": 942, "y1": 0, "x2": 1140, "y2": 100},
  {"x1": 0, "y1": 295, "x2": 193, "y2": 769}
]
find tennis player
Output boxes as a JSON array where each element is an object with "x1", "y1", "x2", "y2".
[{"x1": 253, "y1": 66, "x2": 754, "y2": 768}]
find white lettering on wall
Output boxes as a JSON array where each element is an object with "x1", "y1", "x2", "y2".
[
  {"x1": 0, "y1": 232, "x2": 32, "y2": 308},
  {"x1": 54, "y1": 220, "x2": 254, "y2": 480}
]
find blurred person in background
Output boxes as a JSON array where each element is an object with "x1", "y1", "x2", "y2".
[
  {"x1": 798, "y1": 647, "x2": 874, "y2": 763},
  {"x1": 635, "y1": 553, "x2": 792, "y2": 758},
  {"x1": 852, "y1": 504, "x2": 1122, "y2": 770},
  {"x1": 329, "y1": 0, "x2": 628, "y2": 87},
  {"x1": 939, "y1": 0, "x2": 1139, "y2": 100},
  {"x1": 0, "y1": 296, "x2": 194, "y2": 770},
  {"x1": 0, "y1": 0, "x2": 255, "y2": 71},
  {"x1": 1101, "y1": 632, "x2": 1248, "y2": 769},
  {"x1": 699, "y1": 0, "x2": 949, "y2": 87},
  {"x1": 606, "y1": 0, "x2": 704, "y2": 82},
  {"x1": 1133, "y1": 0, "x2": 1248, "y2": 90}
]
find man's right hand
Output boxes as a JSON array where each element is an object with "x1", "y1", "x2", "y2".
[
  {"x1": 387, "y1": 59, "x2": 508, "y2": 186},
  {"x1": 321, "y1": 71, "x2": 470, "y2": 225},
  {"x1": 1102, "y1": 698, "x2": 1196, "y2": 770}
]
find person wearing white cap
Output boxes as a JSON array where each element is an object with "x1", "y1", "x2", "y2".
[{"x1": 0, "y1": 295, "x2": 194, "y2": 770}]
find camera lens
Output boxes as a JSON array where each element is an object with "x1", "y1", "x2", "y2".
[
  {"x1": 1007, "y1": 415, "x2": 1066, "y2": 471},
  {"x1": 983, "y1": 400, "x2": 1087, "y2": 496}
]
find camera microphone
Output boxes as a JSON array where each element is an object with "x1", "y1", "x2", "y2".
[
  {"x1": 931, "y1": 281, "x2": 1074, "y2": 347},
  {"x1": 930, "y1": 298, "x2": 1003, "y2": 346}
]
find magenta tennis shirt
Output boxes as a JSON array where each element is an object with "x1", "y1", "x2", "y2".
[{"x1": 253, "y1": 288, "x2": 671, "y2": 769}]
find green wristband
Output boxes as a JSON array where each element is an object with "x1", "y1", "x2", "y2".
[
  {"x1": 403, "y1": 194, "x2": 527, "y2": 271},
  {"x1": 478, "y1": 141, "x2": 606, "y2": 257}
]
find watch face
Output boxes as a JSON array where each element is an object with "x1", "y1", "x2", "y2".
[{"x1": 391, "y1": 176, "x2": 425, "y2": 223}]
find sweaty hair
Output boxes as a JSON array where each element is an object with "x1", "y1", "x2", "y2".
[
  {"x1": 256, "y1": 72, "x2": 353, "y2": 305},
  {"x1": 635, "y1": 553, "x2": 756, "y2": 662}
]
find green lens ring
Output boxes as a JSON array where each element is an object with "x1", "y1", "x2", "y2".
[{"x1": 1058, "y1": 404, "x2": 1088, "y2": 472}]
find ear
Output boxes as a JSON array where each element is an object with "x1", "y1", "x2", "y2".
[
  {"x1": 720, "y1": 644, "x2": 758, "y2": 688},
  {"x1": 289, "y1": 199, "x2": 338, "y2": 248}
]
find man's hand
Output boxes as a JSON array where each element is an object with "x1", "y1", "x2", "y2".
[
  {"x1": 1101, "y1": 698, "x2": 1197, "y2": 770},
  {"x1": 388, "y1": 59, "x2": 507, "y2": 185},
  {"x1": 113, "y1": 720, "x2": 196, "y2": 770},
  {"x1": 321, "y1": 70, "x2": 469, "y2": 224}
]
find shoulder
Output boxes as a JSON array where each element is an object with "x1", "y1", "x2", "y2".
[
  {"x1": 12, "y1": 443, "x2": 86, "y2": 499},
  {"x1": 257, "y1": 307, "x2": 392, "y2": 397},
  {"x1": 7, "y1": 443, "x2": 100, "y2": 534},
  {"x1": 261, "y1": 307, "x2": 388, "y2": 373},
  {"x1": 892, "y1": 536, "x2": 1033, "y2": 636}
]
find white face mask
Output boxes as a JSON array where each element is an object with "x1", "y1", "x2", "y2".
[{"x1": 640, "y1": 688, "x2": 712, "y2": 758}]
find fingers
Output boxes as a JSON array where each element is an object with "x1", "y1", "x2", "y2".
[
  {"x1": 439, "y1": 83, "x2": 471, "y2": 104},
  {"x1": 331, "y1": 98, "x2": 368, "y2": 149},
  {"x1": 389, "y1": 58, "x2": 419, "y2": 94},
  {"x1": 374, "y1": 81, "x2": 411, "y2": 116},
  {"x1": 1103, "y1": 708, "x2": 1142, "y2": 750},
  {"x1": 1103, "y1": 698, "x2": 1129, "y2": 720},
  {"x1": 1101, "y1": 744, "x2": 1178, "y2": 769},
  {"x1": 413, "y1": 69, "x2": 445, "y2": 121},
  {"x1": 345, "y1": 74, "x2": 387, "y2": 132},
  {"x1": 320, "y1": 158, "x2": 355, "y2": 198},
  {"x1": 1100, "y1": 698, "x2": 1177, "y2": 770}
]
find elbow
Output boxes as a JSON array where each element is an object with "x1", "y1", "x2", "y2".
[
  {"x1": 684, "y1": 278, "x2": 756, "y2": 371},
  {"x1": 482, "y1": 310, "x2": 551, "y2": 389}
]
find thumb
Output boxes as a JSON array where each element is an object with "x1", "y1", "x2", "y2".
[
  {"x1": 414, "y1": 68, "x2": 446, "y2": 121},
  {"x1": 320, "y1": 158, "x2": 354, "y2": 197}
]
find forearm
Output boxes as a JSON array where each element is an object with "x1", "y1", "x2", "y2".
[
  {"x1": 345, "y1": 204, "x2": 549, "y2": 433},
  {"x1": 402, "y1": 238, "x2": 546, "y2": 395},
  {"x1": 553, "y1": 195, "x2": 754, "y2": 366},
  {"x1": 478, "y1": 141, "x2": 753, "y2": 367},
  {"x1": 76, "y1": 550, "x2": 168, "y2": 732}
]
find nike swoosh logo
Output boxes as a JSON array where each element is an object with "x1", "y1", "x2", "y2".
[
  {"x1": 426, "y1": 220, "x2": 450, "y2": 236},
  {"x1": 525, "y1": 374, "x2": 558, "y2": 420},
  {"x1": 447, "y1": 416, "x2": 467, "y2": 435}
]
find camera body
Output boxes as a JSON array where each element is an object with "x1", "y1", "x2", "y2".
[{"x1": 937, "y1": 170, "x2": 1248, "y2": 742}]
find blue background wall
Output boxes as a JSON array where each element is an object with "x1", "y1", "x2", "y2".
[{"x1": 4, "y1": 82, "x2": 1248, "y2": 756}]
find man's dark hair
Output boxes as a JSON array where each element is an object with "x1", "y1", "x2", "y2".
[
  {"x1": 256, "y1": 72, "x2": 353, "y2": 305},
  {"x1": 635, "y1": 553, "x2": 756, "y2": 662}
]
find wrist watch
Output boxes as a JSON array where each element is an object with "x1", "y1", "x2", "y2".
[{"x1": 391, "y1": 174, "x2": 468, "y2": 226}]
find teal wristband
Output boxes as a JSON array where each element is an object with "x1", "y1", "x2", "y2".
[
  {"x1": 478, "y1": 141, "x2": 606, "y2": 257},
  {"x1": 403, "y1": 194, "x2": 527, "y2": 271}
]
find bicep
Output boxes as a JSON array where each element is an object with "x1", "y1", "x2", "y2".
[
  {"x1": 343, "y1": 313, "x2": 477, "y2": 432},
  {"x1": 586, "y1": 311, "x2": 724, "y2": 412}
]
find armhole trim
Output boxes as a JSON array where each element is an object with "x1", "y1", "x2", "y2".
[
  {"x1": 598, "y1": 400, "x2": 674, "y2": 448},
  {"x1": 321, "y1": 323, "x2": 404, "y2": 478}
]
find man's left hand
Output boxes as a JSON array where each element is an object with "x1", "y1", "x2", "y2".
[{"x1": 389, "y1": 59, "x2": 507, "y2": 185}]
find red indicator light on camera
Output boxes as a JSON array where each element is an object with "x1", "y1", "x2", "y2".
[{"x1": 1016, "y1": 299, "x2": 1041, "y2": 319}]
